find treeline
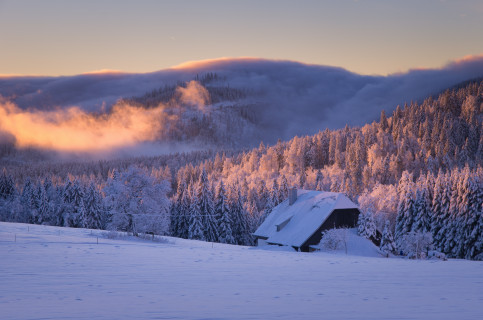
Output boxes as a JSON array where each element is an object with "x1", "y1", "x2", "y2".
[
  {"x1": 0, "y1": 79, "x2": 482, "y2": 258},
  {"x1": 121, "y1": 72, "x2": 249, "y2": 108},
  {"x1": 395, "y1": 167, "x2": 482, "y2": 259},
  {"x1": 170, "y1": 167, "x2": 285, "y2": 245},
  {"x1": 0, "y1": 166, "x2": 171, "y2": 236},
  {"x1": 117, "y1": 72, "x2": 257, "y2": 147}
]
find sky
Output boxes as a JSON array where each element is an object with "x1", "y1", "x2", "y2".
[{"x1": 1, "y1": 0, "x2": 482, "y2": 76}]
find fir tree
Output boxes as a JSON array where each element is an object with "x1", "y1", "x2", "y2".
[
  {"x1": 170, "y1": 180, "x2": 186, "y2": 237},
  {"x1": 380, "y1": 220, "x2": 396, "y2": 255},
  {"x1": 215, "y1": 180, "x2": 234, "y2": 244},
  {"x1": 36, "y1": 183, "x2": 49, "y2": 225},
  {"x1": 357, "y1": 211, "x2": 376, "y2": 239},
  {"x1": 20, "y1": 179, "x2": 37, "y2": 224},
  {"x1": 230, "y1": 183, "x2": 250, "y2": 245},
  {"x1": 395, "y1": 172, "x2": 415, "y2": 241},
  {"x1": 188, "y1": 186, "x2": 204, "y2": 241},
  {"x1": 315, "y1": 170, "x2": 324, "y2": 191},
  {"x1": 433, "y1": 172, "x2": 452, "y2": 251},
  {"x1": 412, "y1": 186, "x2": 431, "y2": 233},
  {"x1": 279, "y1": 175, "x2": 289, "y2": 202},
  {"x1": 83, "y1": 182, "x2": 103, "y2": 229},
  {"x1": 0, "y1": 169, "x2": 15, "y2": 200},
  {"x1": 196, "y1": 168, "x2": 217, "y2": 242}
]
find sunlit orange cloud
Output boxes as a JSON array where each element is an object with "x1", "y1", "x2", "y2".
[
  {"x1": 80, "y1": 69, "x2": 126, "y2": 75},
  {"x1": 176, "y1": 80, "x2": 210, "y2": 112},
  {"x1": 0, "y1": 81, "x2": 209, "y2": 153},
  {"x1": 171, "y1": 57, "x2": 265, "y2": 70},
  {"x1": 0, "y1": 74, "x2": 46, "y2": 78},
  {"x1": 0, "y1": 100, "x2": 166, "y2": 152},
  {"x1": 446, "y1": 54, "x2": 483, "y2": 67}
]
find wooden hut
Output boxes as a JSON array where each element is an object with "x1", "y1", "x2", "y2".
[{"x1": 253, "y1": 189, "x2": 360, "y2": 252}]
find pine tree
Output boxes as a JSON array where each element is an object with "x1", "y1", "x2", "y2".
[
  {"x1": 464, "y1": 173, "x2": 483, "y2": 259},
  {"x1": 270, "y1": 179, "x2": 280, "y2": 207},
  {"x1": 431, "y1": 170, "x2": 444, "y2": 235},
  {"x1": 315, "y1": 170, "x2": 324, "y2": 191},
  {"x1": 20, "y1": 179, "x2": 37, "y2": 224},
  {"x1": 196, "y1": 168, "x2": 217, "y2": 242},
  {"x1": 170, "y1": 180, "x2": 186, "y2": 237},
  {"x1": 188, "y1": 186, "x2": 204, "y2": 241},
  {"x1": 380, "y1": 220, "x2": 396, "y2": 255},
  {"x1": 36, "y1": 183, "x2": 54, "y2": 225},
  {"x1": 82, "y1": 182, "x2": 103, "y2": 229},
  {"x1": 442, "y1": 170, "x2": 462, "y2": 256},
  {"x1": 412, "y1": 185, "x2": 431, "y2": 233},
  {"x1": 229, "y1": 183, "x2": 250, "y2": 245},
  {"x1": 380, "y1": 110, "x2": 388, "y2": 132},
  {"x1": 256, "y1": 179, "x2": 269, "y2": 211},
  {"x1": 71, "y1": 180, "x2": 85, "y2": 228},
  {"x1": 0, "y1": 169, "x2": 15, "y2": 200},
  {"x1": 279, "y1": 175, "x2": 289, "y2": 202},
  {"x1": 395, "y1": 172, "x2": 415, "y2": 241},
  {"x1": 357, "y1": 211, "x2": 376, "y2": 239},
  {"x1": 179, "y1": 181, "x2": 192, "y2": 238},
  {"x1": 452, "y1": 169, "x2": 482, "y2": 259},
  {"x1": 215, "y1": 180, "x2": 234, "y2": 244}
]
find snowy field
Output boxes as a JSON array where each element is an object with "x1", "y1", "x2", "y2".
[{"x1": 1, "y1": 222, "x2": 482, "y2": 320}]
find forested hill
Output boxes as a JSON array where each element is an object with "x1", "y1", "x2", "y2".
[
  {"x1": 2, "y1": 57, "x2": 483, "y2": 155},
  {"x1": 0, "y1": 79, "x2": 482, "y2": 259}
]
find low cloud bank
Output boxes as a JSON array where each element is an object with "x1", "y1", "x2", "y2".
[
  {"x1": 0, "y1": 81, "x2": 209, "y2": 154},
  {"x1": 1, "y1": 55, "x2": 482, "y2": 155}
]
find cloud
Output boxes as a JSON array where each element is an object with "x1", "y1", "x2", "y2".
[
  {"x1": 176, "y1": 80, "x2": 210, "y2": 112},
  {"x1": 0, "y1": 78, "x2": 216, "y2": 157},
  {"x1": 0, "y1": 98, "x2": 168, "y2": 153}
]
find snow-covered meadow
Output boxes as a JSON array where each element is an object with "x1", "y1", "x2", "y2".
[{"x1": 1, "y1": 222, "x2": 482, "y2": 320}]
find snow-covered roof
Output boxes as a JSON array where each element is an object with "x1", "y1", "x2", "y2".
[{"x1": 253, "y1": 190, "x2": 359, "y2": 248}]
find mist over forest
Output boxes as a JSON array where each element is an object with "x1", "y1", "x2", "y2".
[{"x1": 1, "y1": 56, "x2": 483, "y2": 158}]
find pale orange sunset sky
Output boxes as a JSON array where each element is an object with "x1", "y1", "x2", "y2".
[{"x1": 0, "y1": 0, "x2": 482, "y2": 76}]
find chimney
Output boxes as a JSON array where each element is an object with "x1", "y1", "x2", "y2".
[{"x1": 289, "y1": 187, "x2": 297, "y2": 205}]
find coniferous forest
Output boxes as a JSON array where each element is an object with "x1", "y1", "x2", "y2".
[{"x1": 0, "y1": 79, "x2": 482, "y2": 259}]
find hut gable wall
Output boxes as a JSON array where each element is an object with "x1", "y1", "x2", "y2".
[{"x1": 300, "y1": 208, "x2": 360, "y2": 252}]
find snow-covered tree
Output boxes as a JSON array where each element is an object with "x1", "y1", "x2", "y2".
[
  {"x1": 188, "y1": 185, "x2": 204, "y2": 241},
  {"x1": 319, "y1": 228, "x2": 348, "y2": 252},
  {"x1": 103, "y1": 166, "x2": 170, "y2": 235},
  {"x1": 379, "y1": 220, "x2": 396, "y2": 255},
  {"x1": 278, "y1": 175, "x2": 289, "y2": 202},
  {"x1": 171, "y1": 180, "x2": 188, "y2": 238},
  {"x1": 0, "y1": 169, "x2": 16, "y2": 200},
  {"x1": 357, "y1": 211, "x2": 376, "y2": 239},
  {"x1": 196, "y1": 168, "x2": 217, "y2": 242},
  {"x1": 20, "y1": 179, "x2": 38, "y2": 224},
  {"x1": 82, "y1": 182, "x2": 104, "y2": 229},
  {"x1": 63, "y1": 179, "x2": 85, "y2": 228},
  {"x1": 215, "y1": 180, "x2": 234, "y2": 244},
  {"x1": 399, "y1": 231, "x2": 434, "y2": 259},
  {"x1": 412, "y1": 184, "x2": 432, "y2": 233},
  {"x1": 229, "y1": 183, "x2": 250, "y2": 245},
  {"x1": 395, "y1": 172, "x2": 415, "y2": 241}
]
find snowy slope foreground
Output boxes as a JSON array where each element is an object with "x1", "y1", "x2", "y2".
[{"x1": 1, "y1": 222, "x2": 482, "y2": 320}]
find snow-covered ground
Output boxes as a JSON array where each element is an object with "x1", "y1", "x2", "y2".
[{"x1": 1, "y1": 222, "x2": 482, "y2": 320}]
